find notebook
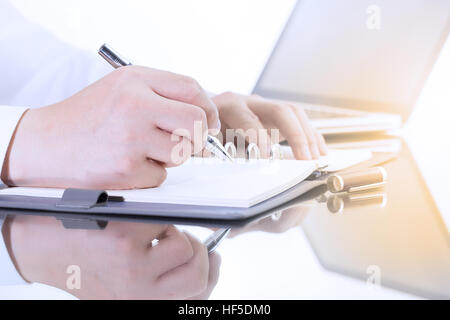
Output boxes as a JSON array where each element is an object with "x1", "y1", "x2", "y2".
[{"x1": 0, "y1": 149, "x2": 371, "y2": 208}]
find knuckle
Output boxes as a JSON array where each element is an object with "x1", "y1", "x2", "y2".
[
  {"x1": 270, "y1": 103, "x2": 288, "y2": 117},
  {"x1": 291, "y1": 104, "x2": 307, "y2": 116},
  {"x1": 236, "y1": 119, "x2": 257, "y2": 131},
  {"x1": 221, "y1": 91, "x2": 242, "y2": 106},
  {"x1": 180, "y1": 76, "x2": 203, "y2": 99},
  {"x1": 220, "y1": 91, "x2": 237, "y2": 100},
  {"x1": 190, "y1": 107, "x2": 207, "y2": 124},
  {"x1": 290, "y1": 134, "x2": 308, "y2": 146},
  {"x1": 113, "y1": 66, "x2": 140, "y2": 84}
]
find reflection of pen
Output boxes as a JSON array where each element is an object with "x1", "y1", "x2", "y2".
[
  {"x1": 98, "y1": 44, "x2": 234, "y2": 162},
  {"x1": 326, "y1": 191, "x2": 387, "y2": 214},
  {"x1": 204, "y1": 228, "x2": 231, "y2": 254}
]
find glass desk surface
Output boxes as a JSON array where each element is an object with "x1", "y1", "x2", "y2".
[
  {"x1": 200, "y1": 140, "x2": 449, "y2": 299},
  {"x1": 1, "y1": 139, "x2": 448, "y2": 300}
]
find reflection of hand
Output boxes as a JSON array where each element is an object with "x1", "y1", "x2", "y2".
[
  {"x1": 3, "y1": 66, "x2": 220, "y2": 189},
  {"x1": 213, "y1": 92, "x2": 327, "y2": 159},
  {"x1": 227, "y1": 205, "x2": 311, "y2": 238},
  {"x1": 6, "y1": 215, "x2": 220, "y2": 299}
]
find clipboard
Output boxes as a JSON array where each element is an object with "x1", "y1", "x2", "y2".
[{"x1": 0, "y1": 177, "x2": 328, "y2": 230}]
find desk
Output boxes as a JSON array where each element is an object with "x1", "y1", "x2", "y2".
[
  {"x1": 1, "y1": 139, "x2": 448, "y2": 299},
  {"x1": 203, "y1": 139, "x2": 449, "y2": 299}
]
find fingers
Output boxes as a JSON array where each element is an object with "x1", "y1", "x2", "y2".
[
  {"x1": 155, "y1": 232, "x2": 209, "y2": 299},
  {"x1": 314, "y1": 128, "x2": 328, "y2": 156},
  {"x1": 217, "y1": 94, "x2": 271, "y2": 158},
  {"x1": 289, "y1": 105, "x2": 328, "y2": 158},
  {"x1": 259, "y1": 104, "x2": 312, "y2": 160},
  {"x1": 144, "y1": 91, "x2": 208, "y2": 151},
  {"x1": 146, "y1": 226, "x2": 195, "y2": 277},
  {"x1": 133, "y1": 66, "x2": 220, "y2": 131},
  {"x1": 106, "y1": 221, "x2": 170, "y2": 248},
  {"x1": 146, "y1": 128, "x2": 192, "y2": 166},
  {"x1": 110, "y1": 158, "x2": 167, "y2": 189},
  {"x1": 188, "y1": 253, "x2": 221, "y2": 300},
  {"x1": 247, "y1": 95, "x2": 328, "y2": 160}
]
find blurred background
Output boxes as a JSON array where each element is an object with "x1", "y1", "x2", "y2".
[
  {"x1": 3, "y1": 0, "x2": 450, "y2": 299},
  {"x1": 10, "y1": 0, "x2": 296, "y2": 94}
]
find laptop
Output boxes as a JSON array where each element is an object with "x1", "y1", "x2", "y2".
[{"x1": 253, "y1": 0, "x2": 450, "y2": 136}]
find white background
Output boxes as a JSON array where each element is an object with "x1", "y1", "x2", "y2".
[{"x1": 2, "y1": 0, "x2": 449, "y2": 299}]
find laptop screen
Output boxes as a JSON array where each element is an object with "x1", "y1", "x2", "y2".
[{"x1": 253, "y1": 0, "x2": 450, "y2": 121}]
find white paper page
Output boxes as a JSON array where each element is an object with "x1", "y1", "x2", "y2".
[
  {"x1": 280, "y1": 147, "x2": 372, "y2": 172},
  {"x1": 0, "y1": 158, "x2": 316, "y2": 208}
]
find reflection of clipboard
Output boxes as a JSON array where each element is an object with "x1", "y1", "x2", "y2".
[
  {"x1": 0, "y1": 178, "x2": 327, "y2": 230},
  {"x1": 0, "y1": 152, "x2": 396, "y2": 230}
]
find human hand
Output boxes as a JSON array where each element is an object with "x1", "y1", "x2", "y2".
[
  {"x1": 226, "y1": 205, "x2": 311, "y2": 238},
  {"x1": 212, "y1": 92, "x2": 327, "y2": 159},
  {"x1": 1, "y1": 66, "x2": 220, "y2": 189},
  {"x1": 5, "y1": 216, "x2": 220, "y2": 299}
]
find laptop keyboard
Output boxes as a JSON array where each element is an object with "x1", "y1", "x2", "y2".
[{"x1": 304, "y1": 108, "x2": 358, "y2": 119}]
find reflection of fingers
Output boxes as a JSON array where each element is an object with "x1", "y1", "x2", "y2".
[
  {"x1": 156, "y1": 232, "x2": 208, "y2": 299},
  {"x1": 252, "y1": 207, "x2": 309, "y2": 233},
  {"x1": 188, "y1": 253, "x2": 221, "y2": 300},
  {"x1": 107, "y1": 221, "x2": 169, "y2": 247},
  {"x1": 289, "y1": 105, "x2": 320, "y2": 159},
  {"x1": 148, "y1": 226, "x2": 194, "y2": 276}
]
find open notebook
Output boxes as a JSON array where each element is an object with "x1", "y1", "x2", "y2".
[{"x1": 0, "y1": 149, "x2": 371, "y2": 208}]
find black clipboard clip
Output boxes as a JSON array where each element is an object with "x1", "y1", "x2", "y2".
[{"x1": 54, "y1": 188, "x2": 124, "y2": 229}]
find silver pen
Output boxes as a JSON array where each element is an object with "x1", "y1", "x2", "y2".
[
  {"x1": 98, "y1": 43, "x2": 234, "y2": 162},
  {"x1": 204, "y1": 228, "x2": 231, "y2": 254}
]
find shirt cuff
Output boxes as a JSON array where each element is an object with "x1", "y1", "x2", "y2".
[{"x1": 0, "y1": 105, "x2": 29, "y2": 285}]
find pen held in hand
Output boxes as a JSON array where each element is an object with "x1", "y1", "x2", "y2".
[{"x1": 98, "y1": 43, "x2": 234, "y2": 163}]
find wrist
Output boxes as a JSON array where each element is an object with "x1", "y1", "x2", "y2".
[
  {"x1": 2, "y1": 107, "x2": 60, "y2": 187},
  {"x1": 1, "y1": 109, "x2": 32, "y2": 185}
]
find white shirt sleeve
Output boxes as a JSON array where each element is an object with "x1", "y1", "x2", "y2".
[{"x1": 0, "y1": 1, "x2": 112, "y2": 285}]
